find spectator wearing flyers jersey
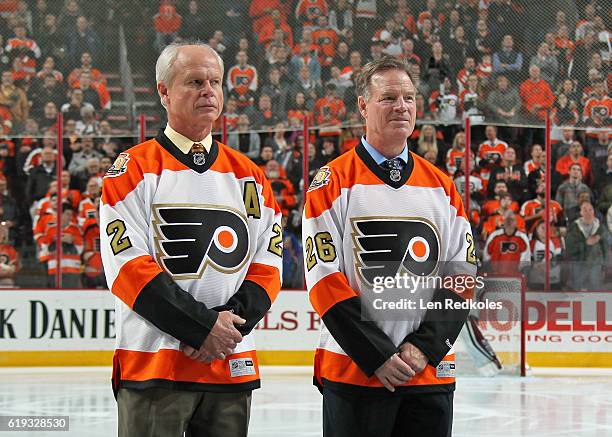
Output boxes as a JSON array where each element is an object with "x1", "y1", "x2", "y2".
[
  {"x1": 312, "y1": 15, "x2": 338, "y2": 68},
  {"x1": 227, "y1": 51, "x2": 258, "y2": 111},
  {"x1": 478, "y1": 125, "x2": 508, "y2": 164},
  {"x1": 523, "y1": 143, "x2": 545, "y2": 177},
  {"x1": 582, "y1": 80, "x2": 611, "y2": 137},
  {"x1": 482, "y1": 192, "x2": 527, "y2": 239},
  {"x1": 77, "y1": 176, "x2": 100, "y2": 228},
  {"x1": 483, "y1": 209, "x2": 531, "y2": 275},
  {"x1": 521, "y1": 181, "x2": 565, "y2": 235},
  {"x1": 37, "y1": 202, "x2": 83, "y2": 288},
  {"x1": 82, "y1": 197, "x2": 103, "y2": 288},
  {"x1": 5, "y1": 23, "x2": 41, "y2": 77},
  {"x1": 482, "y1": 180, "x2": 520, "y2": 218}
]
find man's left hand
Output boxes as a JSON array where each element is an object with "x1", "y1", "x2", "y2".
[
  {"x1": 181, "y1": 343, "x2": 214, "y2": 364},
  {"x1": 399, "y1": 342, "x2": 428, "y2": 374}
]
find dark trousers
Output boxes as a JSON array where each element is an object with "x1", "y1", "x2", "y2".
[
  {"x1": 117, "y1": 387, "x2": 251, "y2": 437},
  {"x1": 323, "y1": 386, "x2": 453, "y2": 437}
]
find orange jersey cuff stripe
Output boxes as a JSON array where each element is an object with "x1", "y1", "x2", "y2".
[
  {"x1": 309, "y1": 272, "x2": 358, "y2": 316},
  {"x1": 116, "y1": 349, "x2": 260, "y2": 385},
  {"x1": 111, "y1": 255, "x2": 163, "y2": 308},
  {"x1": 245, "y1": 263, "x2": 281, "y2": 302},
  {"x1": 315, "y1": 349, "x2": 455, "y2": 387}
]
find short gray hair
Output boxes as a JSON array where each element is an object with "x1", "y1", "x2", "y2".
[
  {"x1": 155, "y1": 41, "x2": 225, "y2": 86},
  {"x1": 355, "y1": 57, "x2": 412, "y2": 101}
]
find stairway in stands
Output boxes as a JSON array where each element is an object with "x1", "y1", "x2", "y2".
[{"x1": 104, "y1": 72, "x2": 161, "y2": 135}]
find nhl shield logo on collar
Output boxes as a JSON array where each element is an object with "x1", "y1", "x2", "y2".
[
  {"x1": 193, "y1": 152, "x2": 206, "y2": 166},
  {"x1": 390, "y1": 169, "x2": 401, "y2": 182}
]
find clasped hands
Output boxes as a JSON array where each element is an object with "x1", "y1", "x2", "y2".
[
  {"x1": 375, "y1": 342, "x2": 428, "y2": 392},
  {"x1": 181, "y1": 310, "x2": 245, "y2": 364}
]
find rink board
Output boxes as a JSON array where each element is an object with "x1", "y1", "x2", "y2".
[{"x1": 0, "y1": 289, "x2": 610, "y2": 368}]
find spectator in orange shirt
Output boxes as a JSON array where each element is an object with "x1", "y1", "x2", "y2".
[
  {"x1": 555, "y1": 141, "x2": 593, "y2": 187},
  {"x1": 312, "y1": 15, "x2": 339, "y2": 68},
  {"x1": 482, "y1": 192, "x2": 527, "y2": 240},
  {"x1": 256, "y1": 9, "x2": 293, "y2": 49},
  {"x1": 249, "y1": 0, "x2": 288, "y2": 35},
  {"x1": 226, "y1": 51, "x2": 258, "y2": 111},
  {"x1": 82, "y1": 196, "x2": 103, "y2": 288},
  {"x1": 483, "y1": 209, "x2": 531, "y2": 275},
  {"x1": 482, "y1": 180, "x2": 520, "y2": 218},
  {"x1": 295, "y1": 0, "x2": 328, "y2": 28},
  {"x1": 67, "y1": 52, "x2": 105, "y2": 87},
  {"x1": 39, "y1": 204, "x2": 83, "y2": 288},
  {"x1": 520, "y1": 65, "x2": 555, "y2": 121},
  {"x1": 314, "y1": 83, "x2": 345, "y2": 129},
  {"x1": 153, "y1": 5, "x2": 182, "y2": 53}
]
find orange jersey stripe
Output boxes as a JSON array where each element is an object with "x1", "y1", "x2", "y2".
[
  {"x1": 245, "y1": 262, "x2": 281, "y2": 302},
  {"x1": 309, "y1": 271, "x2": 358, "y2": 316},
  {"x1": 116, "y1": 349, "x2": 260, "y2": 385},
  {"x1": 111, "y1": 255, "x2": 163, "y2": 308},
  {"x1": 315, "y1": 349, "x2": 455, "y2": 388}
]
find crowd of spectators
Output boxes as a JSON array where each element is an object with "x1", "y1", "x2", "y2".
[{"x1": 0, "y1": 0, "x2": 610, "y2": 290}]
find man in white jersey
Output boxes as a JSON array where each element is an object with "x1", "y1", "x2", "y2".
[
  {"x1": 303, "y1": 57, "x2": 476, "y2": 437},
  {"x1": 101, "y1": 42, "x2": 282, "y2": 437}
]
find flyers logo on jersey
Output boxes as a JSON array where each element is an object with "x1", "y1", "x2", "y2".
[
  {"x1": 351, "y1": 217, "x2": 441, "y2": 286},
  {"x1": 153, "y1": 205, "x2": 250, "y2": 279},
  {"x1": 501, "y1": 241, "x2": 518, "y2": 253},
  {"x1": 106, "y1": 153, "x2": 130, "y2": 177}
]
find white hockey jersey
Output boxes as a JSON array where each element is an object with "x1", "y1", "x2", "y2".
[
  {"x1": 100, "y1": 131, "x2": 282, "y2": 393},
  {"x1": 303, "y1": 141, "x2": 476, "y2": 393}
]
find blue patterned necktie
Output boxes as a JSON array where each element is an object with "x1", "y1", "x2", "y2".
[
  {"x1": 380, "y1": 158, "x2": 404, "y2": 182},
  {"x1": 381, "y1": 158, "x2": 403, "y2": 171}
]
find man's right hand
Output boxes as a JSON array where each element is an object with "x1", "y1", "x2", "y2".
[
  {"x1": 201, "y1": 311, "x2": 245, "y2": 360},
  {"x1": 374, "y1": 353, "x2": 416, "y2": 392}
]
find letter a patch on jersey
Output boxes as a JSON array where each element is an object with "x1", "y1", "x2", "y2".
[
  {"x1": 152, "y1": 204, "x2": 250, "y2": 279},
  {"x1": 351, "y1": 217, "x2": 441, "y2": 286}
]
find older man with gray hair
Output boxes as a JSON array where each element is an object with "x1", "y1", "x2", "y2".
[{"x1": 101, "y1": 42, "x2": 283, "y2": 437}]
